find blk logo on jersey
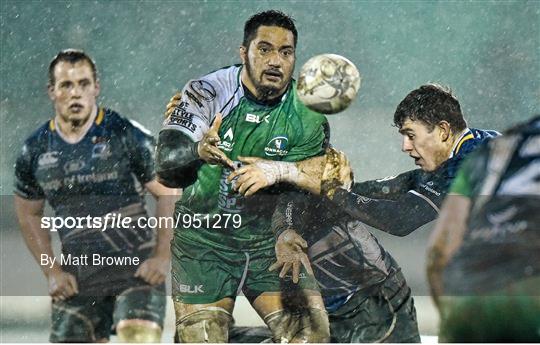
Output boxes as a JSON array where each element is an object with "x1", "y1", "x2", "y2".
[
  {"x1": 245, "y1": 113, "x2": 270, "y2": 124},
  {"x1": 265, "y1": 136, "x2": 289, "y2": 156}
]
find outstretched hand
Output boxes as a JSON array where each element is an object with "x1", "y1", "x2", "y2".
[
  {"x1": 164, "y1": 92, "x2": 182, "y2": 118},
  {"x1": 269, "y1": 229, "x2": 313, "y2": 284},
  {"x1": 197, "y1": 113, "x2": 234, "y2": 169}
]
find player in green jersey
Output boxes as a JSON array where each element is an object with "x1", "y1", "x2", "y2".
[
  {"x1": 427, "y1": 116, "x2": 540, "y2": 342},
  {"x1": 156, "y1": 10, "x2": 330, "y2": 342}
]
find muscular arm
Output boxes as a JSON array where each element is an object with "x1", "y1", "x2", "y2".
[
  {"x1": 135, "y1": 180, "x2": 179, "y2": 285},
  {"x1": 426, "y1": 194, "x2": 470, "y2": 308},
  {"x1": 14, "y1": 196, "x2": 53, "y2": 275},
  {"x1": 15, "y1": 195, "x2": 78, "y2": 300},
  {"x1": 330, "y1": 188, "x2": 440, "y2": 236},
  {"x1": 155, "y1": 129, "x2": 201, "y2": 188}
]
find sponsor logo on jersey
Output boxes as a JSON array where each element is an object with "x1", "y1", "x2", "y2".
[
  {"x1": 91, "y1": 142, "x2": 111, "y2": 159},
  {"x1": 218, "y1": 128, "x2": 235, "y2": 152},
  {"x1": 189, "y1": 80, "x2": 216, "y2": 102},
  {"x1": 167, "y1": 101, "x2": 198, "y2": 133},
  {"x1": 245, "y1": 113, "x2": 270, "y2": 124},
  {"x1": 63, "y1": 160, "x2": 86, "y2": 174},
  {"x1": 178, "y1": 284, "x2": 204, "y2": 294},
  {"x1": 419, "y1": 182, "x2": 441, "y2": 196},
  {"x1": 37, "y1": 151, "x2": 59, "y2": 168},
  {"x1": 184, "y1": 90, "x2": 203, "y2": 108},
  {"x1": 218, "y1": 164, "x2": 244, "y2": 213},
  {"x1": 264, "y1": 136, "x2": 289, "y2": 156},
  {"x1": 471, "y1": 206, "x2": 528, "y2": 241}
]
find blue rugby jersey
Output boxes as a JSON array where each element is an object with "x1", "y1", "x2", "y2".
[
  {"x1": 332, "y1": 128, "x2": 500, "y2": 236},
  {"x1": 274, "y1": 128, "x2": 499, "y2": 312},
  {"x1": 14, "y1": 108, "x2": 156, "y2": 256}
]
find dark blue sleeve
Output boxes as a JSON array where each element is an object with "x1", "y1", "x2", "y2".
[
  {"x1": 331, "y1": 189, "x2": 440, "y2": 236},
  {"x1": 14, "y1": 142, "x2": 45, "y2": 199},
  {"x1": 351, "y1": 169, "x2": 417, "y2": 200},
  {"x1": 123, "y1": 119, "x2": 157, "y2": 185}
]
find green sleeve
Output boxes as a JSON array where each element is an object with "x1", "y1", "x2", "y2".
[{"x1": 449, "y1": 165, "x2": 472, "y2": 197}]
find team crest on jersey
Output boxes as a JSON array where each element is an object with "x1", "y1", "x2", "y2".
[
  {"x1": 37, "y1": 151, "x2": 59, "y2": 169},
  {"x1": 92, "y1": 142, "x2": 112, "y2": 159},
  {"x1": 264, "y1": 136, "x2": 289, "y2": 156},
  {"x1": 63, "y1": 159, "x2": 85, "y2": 174}
]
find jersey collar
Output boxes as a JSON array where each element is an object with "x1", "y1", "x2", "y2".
[
  {"x1": 49, "y1": 107, "x2": 104, "y2": 131},
  {"x1": 449, "y1": 128, "x2": 473, "y2": 159}
]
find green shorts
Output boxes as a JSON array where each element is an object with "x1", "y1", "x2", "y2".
[
  {"x1": 50, "y1": 283, "x2": 166, "y2": 342},
  {"x1": 172, "y1": 239, "x2": 319, "y2": 304},
  {"x1": 439, "y1": 294, "x2": 540, "y2": 342},
  {"x1": 439, "y1": 277, "x2": 540, "y2": 342}
]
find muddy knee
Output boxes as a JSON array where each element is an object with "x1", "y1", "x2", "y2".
[
  {"x1": 176, "y1": 307, "x2": 233, "y2": 343},
  {"x1": 264, "y1": 308, "x2": 329, "y2": 343},
  {"x1": 116, "y1": 319, "x2": 162, "y2": 343}
]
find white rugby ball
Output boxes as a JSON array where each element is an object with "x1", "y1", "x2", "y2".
[{"x1": 297, "y1": 54, "x2": 361, "y2": 114}]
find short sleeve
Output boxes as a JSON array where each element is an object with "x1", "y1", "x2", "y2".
[
  {"x1": 162, "y1": 79, "x2": 219, "y2": 142},
  {"x1": 284, "y1": 119, "x2": 329, "y2": 162},
  {"x1": 14, "y1": 143, "x2": 45, "y2": 199},
  {"x1": 125, "y1": 119, "x2": 157, "y2": 185}
]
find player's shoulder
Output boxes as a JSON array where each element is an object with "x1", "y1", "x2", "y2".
[
  {"x1": 288, "y1": 81, "x2": 328, "y2": 126},
  {"x1": 471, "y1": 127, "x2": 501, "y2": 140},
  {"x1": 21, "y1": 120, "x2": 53, "y2": 149},
  {"x1": 101, "y1": 107, "x2": 153, "y2": 137},
  {"x1": 184, "y1": 64, "x2": 242, "y2": 104}
]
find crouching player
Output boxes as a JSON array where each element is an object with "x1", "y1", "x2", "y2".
[
  {"x1": 227, "y1": 84, "x2": 499, "y2": 342},
  {"x1": 14, "y1": 50, "x2": 176, "y2": 342}
]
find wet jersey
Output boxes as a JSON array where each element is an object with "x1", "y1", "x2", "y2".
[
  {"x1": 14, "y1": 108, "x2": 156, "y2": 256},
  {"x1": 273, "y1": 128, "x2": 498, "y2": 311},
  {"x1": 273, "y1": 195, "x2": 403, "y2": 312},
  {"x1": 444, "y1": 117, "x2": 540, "y2": 295},
  {"x1": 332, "y1": 128, "x2": 499, "y2": 236},
  {"x1": 162, "y1": 65, "x2": 328, "y2": 252}
]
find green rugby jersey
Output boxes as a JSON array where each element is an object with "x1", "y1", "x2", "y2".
[{"x1": 162, "y1": 65, "x2": 329, "y2": 252}]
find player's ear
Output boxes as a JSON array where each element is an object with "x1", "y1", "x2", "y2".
[
  {"x1": 438, "y1": 121, "x2": 451, "y2": 142},
  {"x1": 94, "y1": 78, "x2": 101, "y2": 97},
  {"x1": 239, "y1": 46, "x2": 247, "y2": 65},
  {"x1": 47, "y1": 83, "x2": 55, "y2": 101}
]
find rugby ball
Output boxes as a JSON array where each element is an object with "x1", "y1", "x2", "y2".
[{"x1": 297, "y1": 54, "x2": 361, "y2": 114}]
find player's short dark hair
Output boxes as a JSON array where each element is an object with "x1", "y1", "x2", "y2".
[
  {"x1": 243, "y1": 10, "x2": 298, "y2": 48},
  {"x1": 393, "y1": 84, "x2": 467, "y2": 132},
  {"x1": 48, "y1": 49, "x2": 97, "y2": 85}
]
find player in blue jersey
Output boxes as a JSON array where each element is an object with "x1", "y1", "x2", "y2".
[
  {"x1": 14, "y1": 50, "x2": 177, "y2": 342},
  {"x1": 226, "y1": 84, "x2": 499, "y2": 342}
]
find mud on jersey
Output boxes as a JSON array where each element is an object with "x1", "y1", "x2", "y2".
[
  {"x1": 14, "y1": 108, "x2": 156, "y2": 256},
  {"x1": 444, "y1": 117, "x2": 540, "y2": 295},
  {"x1": 162, "y1": 65, "x2": 328, "y2": 252}
]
